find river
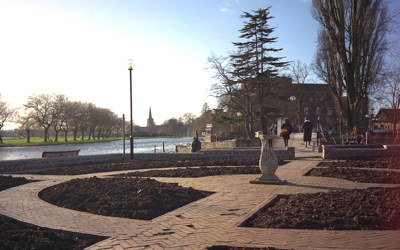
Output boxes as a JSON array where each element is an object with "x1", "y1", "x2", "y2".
[{"x1": 0, "y1": 137, "x2": 193, "y2": 161}]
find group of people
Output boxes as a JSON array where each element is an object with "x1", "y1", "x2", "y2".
[{"x1": 278, "y1": 117, "x2": 313, "y2": 148}]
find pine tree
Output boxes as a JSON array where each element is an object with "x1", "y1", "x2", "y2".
[{"x1": 231, "y1": 7, "x2": 288, "y2": 134}]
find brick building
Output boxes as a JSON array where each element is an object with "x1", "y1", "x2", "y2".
[
  {"x1": 275, "y1": 77, "x2": 341, "y2": 131},
  {"x1": 373, "y1": 109, "x2": 400, "y2": 131}
]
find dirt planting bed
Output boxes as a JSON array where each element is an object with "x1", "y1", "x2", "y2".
[
  {"x1": 115, "y1": 166, "x2": 262, "y2": 178},
  {"x1": 308, "y1": 156, "x2": 400, "y2": 183},
  {"x1": 39, "y1": 177, "x2": 213, "y2": 220},
  {"x1": 241, "y1": 157, "x2": 400, "y2": 230},
  {"x1": 2, "y1": 156, "x2": 400, "y2": 249},
  {"x1": 31, "y1": 158, "x2": 261, "y2": 175},
  {"x1": 0, "y1": 175, "x2": 37, "y2": 190},
  {"x1": 318, "y1": 156, "x2": 400, "y2": 169},
  {"x1": 242, "y1": 186, "x2": 400, "y2": 230},
  {"x1": 0, "y1": 176, "x2": 106, "y2": 249},
  {"x1": 306, "y1": 167, "x2": 400, "y2": 183}
]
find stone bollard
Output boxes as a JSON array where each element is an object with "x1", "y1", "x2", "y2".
[{"x1": 311, "y1": 141, "x2": 316, "y2": 152}]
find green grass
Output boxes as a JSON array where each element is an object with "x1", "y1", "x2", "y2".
[{"x1": 1, "y1": 137, "x2": 122, "y2": 146}]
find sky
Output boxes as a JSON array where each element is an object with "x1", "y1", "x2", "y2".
[{"x1": 0, "y1": 0, "x2": 368, "y2": 128}]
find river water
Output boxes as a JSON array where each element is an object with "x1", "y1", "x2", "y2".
[{"x1": 0, "y1": 137, "x2": 193, "y2": 161}]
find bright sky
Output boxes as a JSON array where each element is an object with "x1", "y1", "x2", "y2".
[{"x1": 0, "y1": 0, "x2": 324, "y2": 127}]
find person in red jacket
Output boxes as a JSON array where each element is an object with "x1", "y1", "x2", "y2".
[{"x1": 281, "y1": 118, "x2": 293, "y2": 148}]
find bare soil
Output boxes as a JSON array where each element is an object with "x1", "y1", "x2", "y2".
[
  {"x1": 115, "y1": 166, "x2": 262, "y2": 178},
  {"x1": 39, "y1": 177, "x2": 213, "y2": 220},
  {"x1": 1, "y1": 157, "x2": 400, "y2": 249},
  {"x1": 318, "y1": 157, "x2": 400, "y2": 169},
  {"x1": 242, "y1": 186, "x2": 400, "y2": 230},
  {"x1": 307, "y1": 157, "x2": 400, "y2": 183},
  {"x1": 32, "y1": 158, "x2": 262, "y2": 175},
  {"x1": 0, "y1": 176, "x2": 106, "y2": 250},
  {"x1": 306, "y1": 167, "x2": 400, "y2": 183}
]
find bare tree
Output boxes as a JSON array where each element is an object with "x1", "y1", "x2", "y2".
[
  {"x1": 208, "y1": 54, "x2": 257, "y2": 138},
  {"x1": 375, "y1": 65, "x2": 400, "y2": 130},
  {"x1": 24, "y1": 94, "x2": 55, "y2": 142},
  {"x1": 78, "y1": 102, "x2": 91, "y2": 140},
  {"x1": 51, "y1": 94, "x2": 69, "y2": 142},
  {"x1": 180, "y1": 112, "x2": 196, "y2": 125},
  {"x1": 158, "y1": 118, "x2": 185, "y2": 136},
  {"x1": 312, "y1": 0, "x2": 390, "y2": 129},
  {"x1": 87, "y1": 104, "x2": 102, "y2": 140},
  {"x1": 0, "y1": 94, "x2": 16, "y2": 143},
  {"x1": 287, "y1": 60, "x2": 312, "y2": 84},
  {"x1": 61, "y1": 101, "x2": 77, "y2": 141},
  {"x1": 17, "y1": 112, "x2": 37, "y2": 143},
  {"x1": 65, "y1": 101, "x2": 83, "y2": 141},
  {"x1": 285, "y1": 60, "x2": 313, "y2": 123},
  {"x1": 95, "y1": 108, "x2": 115, "y2": 139}
]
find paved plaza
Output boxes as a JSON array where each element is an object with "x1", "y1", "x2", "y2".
[{"x1": 0, "y1": 135, "x2": 399, "y2": 249}]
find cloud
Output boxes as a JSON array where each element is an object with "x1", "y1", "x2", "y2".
[
  {"x1": 219, "y1": 0, "x2": 239, "y2": 13},
  {"x1": 219, "y1": 7, "x2": 229, "y2": 12}
]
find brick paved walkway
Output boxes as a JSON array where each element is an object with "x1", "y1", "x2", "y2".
[{"x1": 1, "y1": 152, "x2": 400, "y2": 249}]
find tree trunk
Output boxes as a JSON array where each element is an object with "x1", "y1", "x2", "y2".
[
  {"x1": 64, "y1": 131, "x2": 68, "y2": 141},
  {"x1": 260, "y1": 109, "x2": 268, "y2": 134},
  {"x1": 347, "y1": 105, "x2": 358, "y2": 132},
  {"x1": 26, "y1": 130, "x2": 31, "y2": 143},
  {"x1": 0, "y1": 134, "x2": 3, "y2": 144},
  {"x1": 73, "y1": 127, "x2": 78, "y2": 141},
  {"x1": 97, "y1": 129, "x2": 102, "y2": 140},
  {"x1": 44, "y1": 127, "x2": 49, "y2": 142},
  {"x1": 244, "y1": 115, "x2": 254, "y2": 139},
  {"x1": 81, "y1": 129, "x2": 85, "y2": 140},
  {"x1": 55, "y1": 130, "x2": 59, "y2": 142}
]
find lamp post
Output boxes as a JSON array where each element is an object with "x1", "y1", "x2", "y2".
[
  {"x1": 289, "y1": 96, "x2": 297, "y2": 124},
  {"x1": 128, "y1": 59, "x2": 134, "y2": 159},
  {"x1": 370, "y1": 108, "x2": 375, "y2": 130}
]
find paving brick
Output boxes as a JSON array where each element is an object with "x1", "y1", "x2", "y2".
[{"x1": 1, "y1": 153, "x2": 400, "y2": 249}]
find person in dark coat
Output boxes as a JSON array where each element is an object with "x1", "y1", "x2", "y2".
[
  {"x1": 281, "y1": 118, "x2": 293, "y2": 148},
  {"x1": 302, "y1": 117, "x2": 313, "y2": 147}
]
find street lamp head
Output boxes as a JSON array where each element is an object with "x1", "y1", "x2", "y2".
[{"x1": 128, "y1": 59, "x2": 133, "y2": 70}]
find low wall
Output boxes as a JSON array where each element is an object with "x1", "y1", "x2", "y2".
[
  {"x1": 322, "y1": 145, "x2": 400, "y2": 159},
  {"x1": 0, "y1": 148, "x2": 295, "y2": 174},
  {"x1": 176, "y1": 139, "x2": 261, "y2": 153}
]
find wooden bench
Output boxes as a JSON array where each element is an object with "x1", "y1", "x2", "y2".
[{"x1": 42, "y1": 150, "x2": 80, "y2": 158}]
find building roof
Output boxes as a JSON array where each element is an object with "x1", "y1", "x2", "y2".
[{"x1": 375, "y1": 109, "x2": 400, "y2": 122}]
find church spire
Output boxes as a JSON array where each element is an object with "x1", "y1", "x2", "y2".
[
  {"x1": 147, "y1": 107, "x2": 155, "y2": 127},
  {"x1": 149, "y1": 107, "x2": 153, "y2": 119}
]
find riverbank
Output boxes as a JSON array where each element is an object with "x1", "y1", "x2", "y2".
[
  {"x1": 0, "y1": 136, "x2": 187, "y2": 147},
  {"x1": 0, "y1": 137, "x2": 194, "y2": 161},
  {"x1": 0, "y1": 137, "x2": 122, "y2": 147}
]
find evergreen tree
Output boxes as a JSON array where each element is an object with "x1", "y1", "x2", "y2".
[{"x1": 231, "y1": 7, "x2": 288, "y2": 135}]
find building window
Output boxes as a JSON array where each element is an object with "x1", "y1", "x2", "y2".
[
  {"x1": 304, "y1": 107, "x2": 309, "y2": 116},
  {"x1": 316, "y1": 107, "x2": 321, "y2": 116}
]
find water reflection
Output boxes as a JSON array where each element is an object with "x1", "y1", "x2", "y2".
[{"x1": 0, "y1": 137, "x2": 192, "y2": 161}]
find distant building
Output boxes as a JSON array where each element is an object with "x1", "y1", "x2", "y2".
[
  {"x1": 147, "y1": 107, "x2": 155, "y2": 127},
  {"x1": 373, "y1": 109, "x2": 400, "y2": 131},
  {"x1": 268, "y1": 77, "x2": 341, "y2": 131},
  {"x1": 134, "y1": 107, "x2": 158, "y2": 136}
]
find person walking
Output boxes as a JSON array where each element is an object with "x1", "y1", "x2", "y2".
[
  {"x1": 280, "y1": 118, "x2": 293, "y2": 148},
  {"x1": 302, "y1": 117, "x2": 313, "y2": 148}
]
